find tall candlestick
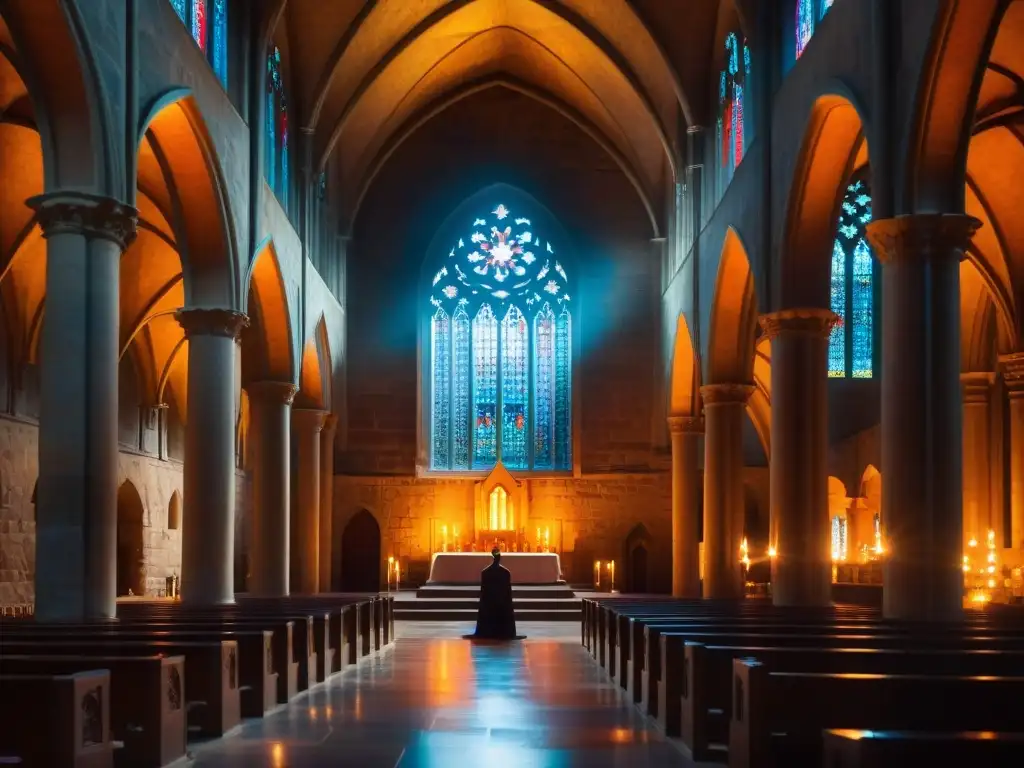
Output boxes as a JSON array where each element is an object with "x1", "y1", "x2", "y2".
[
  {"x1": 593, "y1": 560, "x2": 601, "y2": 590},
  {"x1": 387, "y1": 556, "x2": 394, "y2": 592},
  {"x1": 607, "y1": 561, "x2": 615, "y2": 592}
]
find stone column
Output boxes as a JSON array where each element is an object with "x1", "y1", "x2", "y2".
[
  {"x1": 319, "y1": 414, "x2": 338, "y2": 592},
  {"x1": 668, "y1": 415, "x2": 703, "y2": 597},
  {"x1": 760, "y1": 309, "x2": 838, "y2": 607},
  {"x1": 29, "y1": 192, "x2": 136, "y2": 621},
  {"x1": 961, "y1": 373, "x2": 995, "y2": 547},
  {"x1": 866, "y1": 214, "x2": 980, "y2": 621},
  {"x1": 700, "y1": 384, "x2": 754, "y2": 599},
  {"x1": 291, "y1": 409, "x2": 326, "y2": 594},
  {"x1": 247, "y1": 381, "x2": 298, "y2": 596},
  {"x1": 1000, "y1": 353, "x2": 1024, "y2": 550},
  {"x1": 176, "y1": 309, "x2": 249, "y2": 606}
]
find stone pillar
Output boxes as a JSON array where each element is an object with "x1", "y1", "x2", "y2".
[
  {"x1": 319, "y1": 414, "x2": 338, "y2": 592},
  {"x1": 760, "y1": 309, "x2": 838, "y2": 607},
  {"x1": 176, "y1": 309, "x2": 249, "y2": 606},
  {"x1": 866, "y1": 214, "x2": 980, "y2": 621},
  {"x1": 700, "y1": 384, "x2": 754, "y2": 599},
  {"x1": 1000, "y1": 353, "x2": 1024, "y2": 550},
  {"x1": 29, "y1": 193, "x2": 136, "y2": 621},
  {"x1": 961, "y1": 373, "x2": 995, "y2": 547},
  {"x1": 291, "y1": 409, "x2": 326, "y2": 594},
  {"x1": 247, "y1": 381, "x2": 298, "y2": 596},
  {"x1": 668, "y1": 415, "x2": 703, "y2": 597}
]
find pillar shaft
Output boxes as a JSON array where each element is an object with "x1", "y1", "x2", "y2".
[
  {"x1": 668, "y1": 416, "x2": 703, "y2": 597},
  {"x1": 701, "y1": 384, "x2": 753, "y2": 600},
  {"x1": 30, "y1": 193, "x2": 136, "y2": 621},
  {"x1": 176, "y1": 309, "x2": 248, "y2": 606},
  {"x1": 961, "y1": 373, "x2": 995, "y2": 547},
  {"x1": 761, "y1": 309, "x2": 837, "y2": 607},
  {"x1": 248, "y1": 381, "x2": 298, "y2": 596},
  {"x1": 291, "y1": 409, "x2": 326, "y2": 594},
  {"x1": 867, "y1": 214, "x2": 980, "y2": 621},
  {"x1": 319, "y1": 414, "x2": 338, "y2": 592},
  {"x1": 1001, "y1": 354, "x2": 1024, "y2": 550}
]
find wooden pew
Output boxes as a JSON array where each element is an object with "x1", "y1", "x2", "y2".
[
  {"x1": 822, "y1": 728, "x2": 1024, "y2": 766},
  {"x1": 0, "y1": 655, "x2": 186, "y2": 768},
  {"x1": 673, "y1": 643, "x2": 1024, "y2": 759},
  {"x1": 0, "y1": 638, "x2": 239, "y2": 737},
  {"x1": 730, "y1": 659, "x2": 1024, "y2": 768},
  {"x1": 0, "y1": 671, "x2": 114, "y2": 768},
  {"x1": 1, "y1": 624, "x2": 277, "y2": 717}
]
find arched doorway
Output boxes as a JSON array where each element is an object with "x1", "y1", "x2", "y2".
[
  {"x1": 340, "y1": 510, "x2": 381, "y2": 593},
  {"x1": 624, "y1": 524, "x2": 651, "y2": 594},
  {"x1": 116, "y1": 481, "x2": 146, "y2": 596}
]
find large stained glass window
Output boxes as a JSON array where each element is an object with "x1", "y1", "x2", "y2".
[
  {"x1": 265, "y1": 46, "x2": 289, "y2": 211},
  {"x1": 428, "y1": 203, "x2": 573, "y2": 472},
  {"x1": 828, "y1": 176, "x2": 875, "y2": 378},
  {"x1": 168, "y1": 0, "x2": 228, "y2": 88},
  {"x1": 717, "y1": 32, "x2": 751, "y2": 186}
]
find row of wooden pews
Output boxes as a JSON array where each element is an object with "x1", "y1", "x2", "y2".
[
  {"x1": 582, "y1": 597, "x2": 1024, "y2": 767},
  {"x1": 0, "y1": 593, "x2": 394, "y2": 768}
]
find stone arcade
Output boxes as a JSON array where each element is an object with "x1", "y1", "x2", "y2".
[{"x1": 1, "y1": 0, "x2": 1024, "y2": 766}]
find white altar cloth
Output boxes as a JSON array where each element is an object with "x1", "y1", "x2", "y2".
[{"x1": 427, "y1": 552, "x2": 562, "y2": 585}]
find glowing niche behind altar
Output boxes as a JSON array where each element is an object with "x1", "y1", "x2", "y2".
[{"x1": 428, "y1": 203, "x2": 573, "y2": 472}]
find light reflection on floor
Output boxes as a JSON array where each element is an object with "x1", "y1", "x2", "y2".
[{"x1": 187, "y1": 621, "x2": 692, "y2": 767}]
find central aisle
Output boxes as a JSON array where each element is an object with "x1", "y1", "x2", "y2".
[{"x1": 189, "y1": 621, "x2": 693, "y2": 767}]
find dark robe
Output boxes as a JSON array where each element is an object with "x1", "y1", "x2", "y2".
[{"x1": 472, "y1": 559, "x2": 517, "y2": 639}]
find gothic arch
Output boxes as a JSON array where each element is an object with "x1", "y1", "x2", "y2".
[
  {"x1": 780, "y1": 92, "x2": 869, "y2": 309},
  {"x1": 242, "y1": 239, "x2": 295, "y2": 385},
  {"x1": 116, "y1": 480, "x2": 146, "y2": 596},
  {"x1": 296, "y1": 314, "x2": 331, "y2": 410},
  {"x1": 669, "y1": 312, "x2": 700, "y2": 415},
  {"x1": 707, "y1": 227, "x2": 758, "y2": 385}
]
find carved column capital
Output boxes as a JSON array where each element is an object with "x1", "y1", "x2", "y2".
[
  {"x1": 759, "y1": 308, "x2": 840, "y2": 341},
  {"x1": 999, "y1": 352, "x2": 1024, "y2": 396},
  {"x1": 292, "y1": 408, "x2": 327, "y2": 433},
  {"x1": 865, "y1": 214, "x2": 981, "y2": 265},
  {"x1": 176, "y1": 308, "x2": 249, "y2": 339},
  {"x1": 961, "y1": 372, "x2": 996, "y2": 404},
  {"x1": 667, "y1": 415, "x2": 704, "y2": 435},
  {"x1": 246, "y1": 381, "x2": 298, "y2": 405},
  {"x1": 28, "y1": 191, "x2": 138, "y2": 250},
  {"x1": 700, "y1": 383, "x2": 755, "y2": 406}
]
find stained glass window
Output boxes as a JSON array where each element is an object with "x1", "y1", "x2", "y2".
[
  {"x1": 265, "y1": 46, "x2": 289, "y2": 211},
  {"x1": 167, "y1": 1, "x2": 228, "y2": 88},
  {"x1": 821, "y1": 0, "x2": 836, "y2": 17},
  {"x1": 428, "y1": 203, "x2": 573, "y2": 472},
  {"x1": 719, "y1": 32, "x2": 751, "y2": 185},
  {"x1": 829, "y1": 177, "x2": 875, "y2": 378},
  {"x1": 796, "y1": 0, "x2": 815, "y2": 58}
]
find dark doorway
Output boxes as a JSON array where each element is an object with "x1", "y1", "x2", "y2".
[
  {"x1": 340, "y1": 510, "x2": 381, "y2": 593},
  {"x1": 624, "y1": 523, "x2": 651, "y2": 594},
  {"x1": 116, "y1": 481, "x2": 146, "y2": 596}
]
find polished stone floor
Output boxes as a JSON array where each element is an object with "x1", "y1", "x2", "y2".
[{"x1": 187, "y1": 621, "x2": 694, "y2": 767}]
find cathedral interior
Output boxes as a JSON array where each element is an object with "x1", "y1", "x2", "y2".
[{"x1": 1, "y1": 0, "x2": 1023, "y2": 765}]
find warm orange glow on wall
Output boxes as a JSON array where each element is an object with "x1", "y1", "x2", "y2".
[{"x1": 249, "y1": 243, "x2": 293, "y2": 381}]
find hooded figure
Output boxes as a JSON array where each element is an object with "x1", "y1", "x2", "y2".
[{"x1": 471, "y1": 547, "x2": 518, "y2": 639}]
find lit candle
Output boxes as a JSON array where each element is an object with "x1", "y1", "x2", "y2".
[
  {"x1": 387, "y1": 556, "x2": 394, "y2": 591},
  {"x1": 442, "y1": 525, "x2": 448, "y2": 553},
  {"x1": 394, "y1": 560, "x2": 401, "y2": 591},
  {"x1": 607, "y1": 561, "x2": 615, "y2": 592},
  {"x1": 594, "y1": 560, "x2": 601, "y2": 590},
  {"x1": 544, "y1": 527, "x2": 550, "y2": 551}
]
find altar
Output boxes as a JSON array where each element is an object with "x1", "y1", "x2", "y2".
[{"x1": 427, "y1": 552, "x2": 563, "y2": 585}]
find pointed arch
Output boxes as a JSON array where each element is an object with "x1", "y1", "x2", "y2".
[
  {"x1": 669, "y1": 312, "x2": 700, "y2": 415},
  {"x1": 242, "y1": 239, "x2": 294, "y2": 384},
  {"x1": 297, "y1": 314, "x2": 332, "y2": 410},
  {"x1": 707, "y1": 228, "x2": 758, "y2": 384}
]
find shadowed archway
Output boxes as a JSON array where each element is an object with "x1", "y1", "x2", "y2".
[
  {"x1": 116, "y1": 481, "x2": 146, "y2": 596},
  {"x1": 340, "y1": 510, "x2": 382, "y2": 593}
]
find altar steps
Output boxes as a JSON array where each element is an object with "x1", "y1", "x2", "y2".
[{"x1": 393, "y1": 583, "x2": 582, "y2": 622}]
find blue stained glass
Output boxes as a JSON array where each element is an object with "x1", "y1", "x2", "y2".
[
  {"x1": 533, "y1": 304, "x2": 555, "y2": 470},
  {"x1": 170, "y1": 0, "x2": 187, "y2": 22},
  {"x1": 851, "y1": 239, "x2": 873, "y2": 378},
  {"x1": 501, "y1": 306, "x2": 529, "y2": 470},
  {"x1": 265, "y1": 52, "x2": 277, "y2": 192},
  {"x1": 796, "y1": 0, "x2": 815, "y2": 58},
  {"x1": 821, "y1": 0, "x2": 836, "y2": 18},
  {"x1": 472, "y1": 304, "x2": 498, "y2": 468},
  {"x1": 554, "y1": 307, "x2": 572, "y2": 470},
  {"x1": 211, "y1": 0, "x2": 228, "y2": 87},
  {"x1": 828, "y1": 239, "x2": 846, "y2": 377},
  {"x1": 431, "y1": 308, "x2": 451, "y2": 469},
  {"x1": 190, "y1": 0, "x2": 208, "y2": 51},
  {"x1": 719, "y1": 31, "x2": 750, "y2": 180},
  {"x1": 452, "y1": 308, "x2": 471, "y2": 469},
  {"x1": 279, "y1": 91, "x2": 289, "y2": 209}
]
